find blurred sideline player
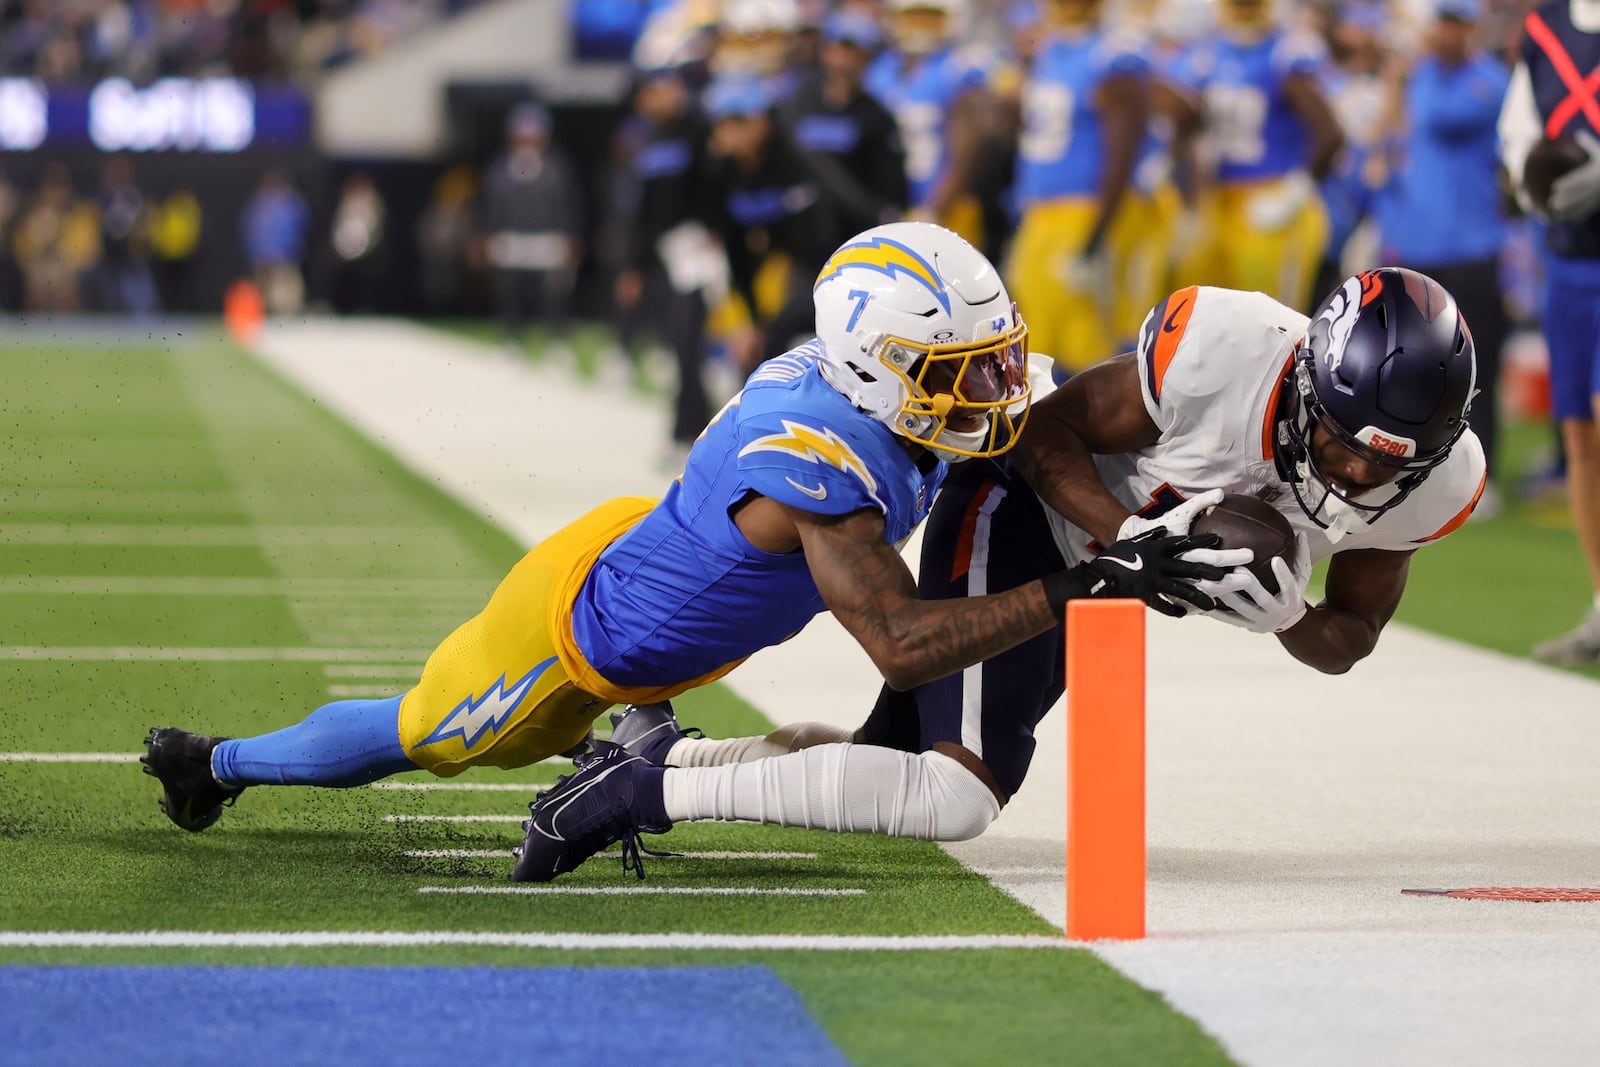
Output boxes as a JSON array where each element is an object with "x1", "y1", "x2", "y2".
[
  {"x1": 1162, "y1": 0, "x2": 1345, "y2": 310},
  {"x1": 533, "y1": 267, "x2": 1484, "y2": 880},
  {"x1": 701, "y1": 73, "x2": 835, "y2": 371},
  {"x1": 142, "y1": 223, "x2": 1236, "y2": 849},
  {"x1": 865, "y1": 0, "x2": 995, "y2": 245},
  {"x1": 714, "y1": 0, "x2": 804, "y2": 89},
  {"x1": 780, "y1": 11, "x2": 909, "y2": 244},
  {"x1": 1500, "y1": 0, "x2": 1600, "y2": 664},
  {"x1": 1005, "y1": 0, "x2": 1151, "y2": 374}
]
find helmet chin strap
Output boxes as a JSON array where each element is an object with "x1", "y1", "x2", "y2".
[{"x1": 1293, "y1": 457, "x2": 1360, "y2": 542}]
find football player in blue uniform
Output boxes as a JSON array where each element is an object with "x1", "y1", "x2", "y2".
[
  {"x1": 141, "y1": 223, "x2": 1236, "y2": 854},
  {"x1": 865, "y1": 0, "x2": 995, "y2": 246},
  {"x1": 1006, "y1": 0, "x2": 1152, "y2": 374},
  {"x1": 1501, "y1": 0, "x2": 1600, "y2": 664},
  {"x1": 1161, "y1": 0, "x2": 1344, "y2": 310}
]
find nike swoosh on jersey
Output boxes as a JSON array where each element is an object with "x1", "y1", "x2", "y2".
[
  {"x1": 1163, "y1": 299, "x2": 1189, "y2": 333},
  {"x1": 785, "y1": 476, "x2": 829, "y2": 501}
]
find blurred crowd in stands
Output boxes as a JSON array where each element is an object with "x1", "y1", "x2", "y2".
[
  {"x1": 0, "y1": 0, "x2": 1557, "y2": 496},
  {"x1": 0, "y1": 0, "x2": 486, "y2": 83}
]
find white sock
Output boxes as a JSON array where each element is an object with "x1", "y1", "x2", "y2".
[
  {"x1": 665, "y1": 735, "x2": 787, "y2": 767},
  {"x1": 664, "y1": 722, "x2": 853, "y2": 767},
  {"x1": 660, "y1": 743, "x2": 1000, "y2": 842}
]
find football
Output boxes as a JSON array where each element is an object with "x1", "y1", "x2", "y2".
[
  {"x1": 1189, "y1": 493, "x2": 1297, "y2": 594},
  {"x1": 1523, "y1": 135, "x2": 1589, "y2": 214}
]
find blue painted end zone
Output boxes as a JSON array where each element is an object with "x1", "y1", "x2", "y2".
[{"x1": 0, "y1": 965, "x2": 850, "y2": 1067}]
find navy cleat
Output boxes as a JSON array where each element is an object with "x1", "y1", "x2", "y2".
[
  {"x1": 509, "y1": 741, "x2": 672, "y2": 882},
  {"x1": 140, "y1": 727, "x2": 244, "y2": 832},
  {"x1": 606, "y1": 701, "x2": 700, "y2": 765}
]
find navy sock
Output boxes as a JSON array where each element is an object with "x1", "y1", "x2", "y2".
[
  {"x1": 632, "y1": 764, "x2": 671, "y2": 831},
  {"x1": 213, "y1": 695, "x2": 420, "y2": 788}
]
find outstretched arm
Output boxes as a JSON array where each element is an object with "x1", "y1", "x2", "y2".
[
  {"x1": 1277, "y1": 547, "x2": 1411, "y2": 674},
  {"x1": 792, "y1": 505, "x2": 1060, "y2": 691},
  {"x1": 1009, "y1": 353, "x2": 1161, "y2": 544},
  {"x1": 782, "y1": 502, "x2": 1226, "y2": 690}
]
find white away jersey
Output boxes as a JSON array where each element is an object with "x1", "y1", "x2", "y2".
[{"x1": 1043, "y1": 286, "x2": 1487, "y2": 566}]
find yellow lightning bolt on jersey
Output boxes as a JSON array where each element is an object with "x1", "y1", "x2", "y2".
[{"x1": 738, "y1": 420, "x2": 881, "y2": 501}]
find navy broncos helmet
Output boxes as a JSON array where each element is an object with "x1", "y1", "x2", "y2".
[{"x1": 1277, "y1": 267, "x2": 1476, "y2": 535}]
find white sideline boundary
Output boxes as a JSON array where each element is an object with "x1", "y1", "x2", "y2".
[
  {"x1": 247, "y1": 319, "x2": 1600, "y2": 1067},
  {"x1": 0, "y1": 930, "x2": 1067, "y2": 951}
]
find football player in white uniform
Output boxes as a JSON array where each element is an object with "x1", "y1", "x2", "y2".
[{"x1": 536, "y1": 267, "x2": 1481, "y2": 873}]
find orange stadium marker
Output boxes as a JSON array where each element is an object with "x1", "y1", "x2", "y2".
[
  {"x1": 224, "y1": 279, "x2": 264, "y2": 345},
  {"x1": 1065, "y1": 598, "x2": 1145, "y2": 941}
]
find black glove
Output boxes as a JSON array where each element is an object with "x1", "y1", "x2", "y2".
[{"x1": 1041, "y1": 530, "x2": 1227, "y2": 619}]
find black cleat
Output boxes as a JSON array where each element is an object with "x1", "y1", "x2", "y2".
[
  {"x1": 510, "y1": 741, "x2": 671, "y2": 882},
  {"x1": 606, "y1": 701, "x2": 700, "y2": 766},
  {"x1": 141, "y1": 728, "x2": 244, "y2": 832}
]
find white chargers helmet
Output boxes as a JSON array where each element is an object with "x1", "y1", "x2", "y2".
[{"x1": 813, "y1": 222, "x2": 1030, "y2": 460}]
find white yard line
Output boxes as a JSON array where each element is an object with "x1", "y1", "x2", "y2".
[
  {"x1": 404, "y1": 849, "x2": 822, "y2": 860},
  {"x1": 0, "y1": 646, "x2": 431, "y2": 662},
  {"x1": 373, "y1": 782, "x2": 544, "y2": 792},
  {"x1": 326, "y1": 684, "x2": 405, "y2": 698},
  {"x1": 0, "y1": 524, "x2": 458, "y2": 546},
  {"x1": 0, "y1": 930, "x2": 1066, "y2": 951},
  {"x1": 417, "y1": 886, "x2": 865, "y2": 897},
  {"x1": 0, "y1": 753, "x2": 140, "y2": 762},
  {"x1": 383, "y1": 814, "x2": 525, "y2": 823},
  {"x1": 323, "y1": 665, "x2": 421, "y2": 678},
  {"x1": 0, "y1": 577, "x2": 479, "y2": 597},
  {"x1": 0, "y1": 488, "x2": 235, "y2": 511}
]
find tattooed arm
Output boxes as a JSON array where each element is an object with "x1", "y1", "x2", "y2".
[
  {"x1": 789, "y1": 505, "x2": 1060, "y2": 692},
  {"x1": 730, "y1": 493, "x2": 1224, "y2": 691}
]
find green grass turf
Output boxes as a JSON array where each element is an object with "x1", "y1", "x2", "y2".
[
  {"x1": 0, "y1": 329, "x2": 1236, "y2": 1066},
  {"x1": 1383, "y1": 415, "x2": 1600, "y2": 679}
]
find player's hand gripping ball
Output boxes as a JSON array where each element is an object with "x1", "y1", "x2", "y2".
[
  {"x1": 1190, "y1": 495, "x2": 1311, "y2": 634},
  {"x1": 1189, "y1": 494, "x2": 1296, "y2": 592}
]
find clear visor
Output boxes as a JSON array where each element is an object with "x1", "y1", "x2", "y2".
[{"x1": 880, "y1": 318, "x2": 1031, "y2": 458}]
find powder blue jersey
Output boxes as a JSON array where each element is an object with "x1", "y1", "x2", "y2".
[
  {"x1": 1176, "y1": 30, "x2": 1326, "y2": 182},
  {"x1": 570, "y1": 341, "x2": 945, "y2": 687},
  {"x1": 1016, "y1": 28, "x2": 1150, "y2": 204},
  {"x1": 865, "y1": 46, "x2": 990, "y2": 204}
]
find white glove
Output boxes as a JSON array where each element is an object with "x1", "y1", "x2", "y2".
[
  {"x1": 1200, "y1": 530, "x2": 1313, "y2": 634},
  {"x1": 1245, "y1": 171, "x2": 1316, "y2": 232},
  {"x1": 1548, "y1": 130, "x2": 1600, "y2": 221},
  {"x1": 1116, "y1": 488, "x2": 1223, "y2": 541},
  {"x1": 1117, "y1": 491, "x2": 1255, "y2": 611}
]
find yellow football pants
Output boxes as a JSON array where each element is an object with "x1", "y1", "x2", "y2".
[
  {"x1": 397, "y1": 496, "x2": 743, "y2": 777},
  {"x1": 1005, "y1": 195, "x2": 1146, "y2": 373},
  {"x1": 1173, "y1": 176, "x2": 1329, "y2": 312}
]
